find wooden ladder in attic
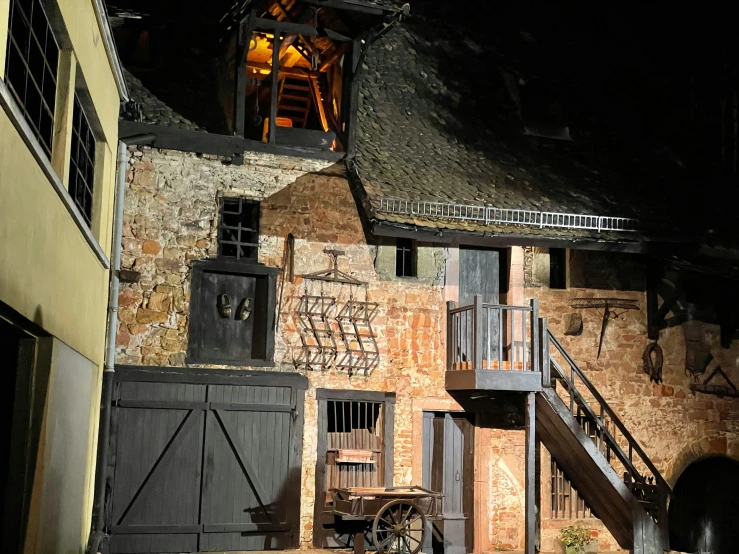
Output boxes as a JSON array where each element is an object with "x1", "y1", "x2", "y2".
[{"x1": 278, "y1": 74, "x2": 313, "y2": 127}]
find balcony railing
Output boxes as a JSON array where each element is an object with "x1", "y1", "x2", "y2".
[{"x1": 447, "y1": 296, "x2": 539, "y2": 373}]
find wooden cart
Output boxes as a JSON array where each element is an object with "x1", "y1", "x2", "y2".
[{"x1": 330, "y1": 486, "x2": 443, "y2": 554}]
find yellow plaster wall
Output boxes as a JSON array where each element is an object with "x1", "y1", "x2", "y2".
[
  {"x1": 56, "y1": 0, "x2": 119, "y2": 146},
  {"x1": 0, "y1": 0, "x2": 9, "y2": 76},
  {"x1": 0, "y1": 109, "x2": 109, "y2": 365}
]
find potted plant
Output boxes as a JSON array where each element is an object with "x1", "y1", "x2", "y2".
[{"x1": 559, "y1": 525, "x2": 594, "y2": 554}]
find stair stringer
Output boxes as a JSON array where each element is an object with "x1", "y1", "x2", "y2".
[{"x1": 536, "y1": 387, "x2": 664, "y2": 552}]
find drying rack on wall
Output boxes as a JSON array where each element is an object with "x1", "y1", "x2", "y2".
[{"x1": 296, "y1": 249, "x2": 379, "y2": 375}]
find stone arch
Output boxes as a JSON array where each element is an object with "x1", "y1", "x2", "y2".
[{"x1": 664, "y1": 433, "x2": 739, "y2": 488}]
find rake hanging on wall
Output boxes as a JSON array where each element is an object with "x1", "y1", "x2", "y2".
[{"x1": 569, "y1": 298, "x2": 640, "y2": 358}]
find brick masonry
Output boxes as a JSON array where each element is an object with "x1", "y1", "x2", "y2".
[{"x1": 117, "y1": 147, "x2": 739, "y2": 553}]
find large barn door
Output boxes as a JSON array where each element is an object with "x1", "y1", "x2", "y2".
[
  {"x1": 199, "y1": 384, "x2": 299, "y2": 551},
  {"x1": 107, "y1": 367, "x2": 305, "y2": 554}
]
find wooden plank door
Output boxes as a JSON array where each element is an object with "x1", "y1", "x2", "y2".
[
  {"x1": 422, "y1": 413, "x2": 474, "y2": 554},
  {"x1": 107, "y1": 370, "x2": 304, "y2": 553},
  {"x1": 459, "y1": 247, "x2": 502, "y2": 364},
  {"x1": 108, "y1": 381, "x2": 207, "y2": 554},
  {"x1": 199, "y1": 383, "x2": 299, "y2": 551},
  {"x1": 458, "y1": 247, "x2": 500, "y2": 306}
]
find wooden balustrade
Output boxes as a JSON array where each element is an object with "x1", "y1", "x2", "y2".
[{"x1": 447, "y1": 296, "x2": 539, "y2": 373}]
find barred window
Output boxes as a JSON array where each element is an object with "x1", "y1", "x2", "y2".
[
  {"x1": 218, "y1": 197, "x2": 260, "y2": 260},
  {"x1": 68, "y1": 95, "x2": 97, "y2": 225},
  {"x1": 551, "y1": 458, "x2": 594, "y2": 519},
  {"x1": 4, "y1": 0, "x2": 59, "y2": 157}
]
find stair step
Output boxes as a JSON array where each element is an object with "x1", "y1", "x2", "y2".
[{"x1": 281, "y1": 94, "x2": 310, "y2": 102}]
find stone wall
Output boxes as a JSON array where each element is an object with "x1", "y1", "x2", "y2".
[{"x1": 116, "y1": 146, "x2": 455, "y2": 547}]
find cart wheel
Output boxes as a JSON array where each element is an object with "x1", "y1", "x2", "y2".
[{"x1": 372, "y1": 499, "x2": 427, "y2": 554}]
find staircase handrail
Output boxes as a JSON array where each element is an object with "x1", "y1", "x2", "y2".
[{"x1": 546, "y1": 330, "x2": 671, "y2": 495}]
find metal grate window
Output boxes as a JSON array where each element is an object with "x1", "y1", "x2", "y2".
[
  {"x1": 68, "y1": 95, "x2": 97, "y2": 226},
  {"x1": 551, "y1": 458, "x2": 593, "y2": 519},
  {"x1": 4, "y1": 0, "x2": 59, "y2": 157},
  {"x1": 325, "y1": 400, "x2": 385, "y2": 499},
  {"x1": 395, "y1": 238, "x2": 416, "y2": 278},
  {"x1": 218, "y1": 197, "x2": 260, "y2": 260}
]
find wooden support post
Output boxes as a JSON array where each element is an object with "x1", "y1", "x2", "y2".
[
  {"x1": 646, "y1": 261, "x2": 660, "y2": 340},
  {"x1": 473, "y1": 295, "x2": 483, "y2": 371},
  {"x1": 539, "y1": 317, "x2": 550, "y2": 387},
  {"x1": 530, "y1": 299, "x2": 539, "y2": 374},
  {"x1": 268, "y1": 31, "x2": 282, "y2": 144},
  {"x1": 447, "y1": 301, "x2": 456, "y2": 371},
  {"x1": 50, "y1": 49, "x2": 76, "y2": 187},
  {"x1": 234, "y1": 10, "x2": 258, "y2": 139},
  {"x1": 345, "y1": 38, "x2": 362, "y2": 158},
  {"x1": 524, "y1": 392, "x2": 537, "y2": 554}
]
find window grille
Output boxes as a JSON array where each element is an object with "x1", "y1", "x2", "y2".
[
  {"x1": 325, "y1": 400, "x2": 385, "y2": 499},
  {"x1": 4, "y1": 0, "x2": 59, "y2": 157},
  {"x1": 68, "y1": 95, "x2": 96, "y2": 225},
  {"x1": 395, "y1": 238, "x2": 416, "y2": 278},
  {"x1": 218, "y1": 197, "x2": 260, "y2": 260},
  {"x1": 551, "y1": 458, "x2": 593, "y2": 519}
]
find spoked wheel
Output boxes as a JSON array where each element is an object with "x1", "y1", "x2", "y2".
[{"x1": 372, "y1": 499, "x2": 427, "y2": 554}]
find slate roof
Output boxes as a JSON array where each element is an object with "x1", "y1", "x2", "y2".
[
  {"x1": 124, "y1": 69, "x2": 203, "y2": 131},
  {"x1": 352, "y1": 13, "x2": 691, "y2": 243}
]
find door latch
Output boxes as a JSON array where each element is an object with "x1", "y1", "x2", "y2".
[{"x1": 455, "y1": 470, "x2": 460, "y2": 482}]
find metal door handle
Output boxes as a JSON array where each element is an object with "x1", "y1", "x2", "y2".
[{"x1": 455, "y1": 470, "x2": 460, "y2": 481}]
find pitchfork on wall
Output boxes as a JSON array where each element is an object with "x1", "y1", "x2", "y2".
[{"x1": 569, "y1": 298, "x2": 640, "y2": 358}]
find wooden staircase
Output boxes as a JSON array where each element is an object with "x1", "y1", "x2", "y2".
[
  {"x1": 278, "y1": 74, "x2": 313, "y2": 127},
  {"x1": 445, "y1": 297, "x2": 671, "y2": 553}
]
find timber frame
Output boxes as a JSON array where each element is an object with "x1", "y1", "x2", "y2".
[{"x1": 313, "y1": 388, "x2": 396, "y2": 548}]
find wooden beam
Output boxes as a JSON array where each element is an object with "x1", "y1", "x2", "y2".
[
  {"x1": 235, "y1": 10, "x2": 258, "y2": 138},
  {"x1": 524, "y1": 392, "x2": 537, "y2": 554},
  {"x1": 302, "y1": 0, "x2": 386, "y2": 15},
  {"x1": 118, "y1": 120, "x2": 344, "y2": 162},
  {"x1": 309, "y1": 74, "x2": 330, "y2": 132},
  {"x1": 318, "y1": 43, "x2": 348, "y2": 72},
  {"x1": 50, "y1": 49, "x2": 76, "y2": 187},
  {"x1": 345, "y1": 38, "x2": 362, "y2": 158},
  {"x1": 254, "y1": 17, "x2": 352, "y2": 41},
  {"x1": 247, "y1": 61, "x2": 312, "y2": 78},
  {"x1": 269, "y1": 31, "x2": 282, "y2": 144},
  {"x1": 646, "y1": 261, "x2": 661, "y2": 340}
]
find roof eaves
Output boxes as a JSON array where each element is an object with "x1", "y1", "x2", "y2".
[{"x1": 94, "y1": 0, "x2": 129, "y2": 100}]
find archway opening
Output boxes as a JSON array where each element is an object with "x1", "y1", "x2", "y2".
[{"x1": 668, "y1": 456, "x2": 739, "y2": 554}]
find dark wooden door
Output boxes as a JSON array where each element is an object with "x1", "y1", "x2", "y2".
[
  {"x1": 422, "y1": 412, "x2": 474, "y2": 554},
  {"x1": 458, "y1": 247, "x2": 500, "y2": 306},
  {"x1": 196, "y1": 272, "x2": 257, "y2": 362},
  {"x1": 668, "y1": 457, "x2": 739, "y2": 554},
  {"x1": 108, "y1": 367, "x2": 305, "y2": 553}
]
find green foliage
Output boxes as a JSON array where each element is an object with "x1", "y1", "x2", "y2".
[{"x1": 559, "y1": 525, "x2": 592, "y2": 547}]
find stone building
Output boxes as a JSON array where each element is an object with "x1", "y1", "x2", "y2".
[{"x1": 99, "y1": 1, "x2": 739, "y2": 554}]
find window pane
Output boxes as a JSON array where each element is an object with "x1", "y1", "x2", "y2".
[
  {"x1": 5, "y1": 0, "x2": 59, "y2": 159},
  {"x1": 68, "y1": 96, "x2": 97, "y2": 226}
]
